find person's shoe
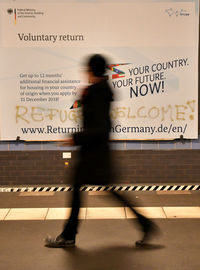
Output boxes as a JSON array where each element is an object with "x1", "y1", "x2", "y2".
[
  {"x1": 45, "y1": 235, "x2": 75, "y2": 248},
  {"x1": 135, "y1": 219, "x2": 160, "y2": 247}
]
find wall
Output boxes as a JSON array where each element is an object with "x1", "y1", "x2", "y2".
[
  {"x1": 0, "y1": 6, "x2": 199, "y2": 187},
  {"x1": 0, "y1": 139, "x2": 200, "y2": 186}
]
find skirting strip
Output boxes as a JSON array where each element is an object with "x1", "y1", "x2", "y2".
[{"x1": 0, "y1": 184, "x2": 200, "y2": 193}]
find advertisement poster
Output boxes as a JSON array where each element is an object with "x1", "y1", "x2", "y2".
[{"x1": 0, "y1": 0, "x2": 199, "y2": 140}]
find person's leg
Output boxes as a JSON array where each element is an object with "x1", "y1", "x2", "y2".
[
  {"x1": 111, "y1": 191, "x2": 147, "y2": 223},
  {"x1": 60, "y1": 181, "x2": 81, "y2": 240},
  {"x1": 111, "y1": 190, "x2": 159, "y2": 244},
  {"x1": 45, "y1": 172, "x2": 81, "y2": 248}
]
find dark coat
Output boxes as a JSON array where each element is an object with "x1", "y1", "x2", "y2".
[{"x1": 73, "y1": 79, "x2": 113, "y2": 185}]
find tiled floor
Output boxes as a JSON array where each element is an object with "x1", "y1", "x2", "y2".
[
  {"x1": 1, "y1": 206, "x2": 200, "y2": 220},
  {"x1": 0, "y1": 191, "x2": 200, "y2": 270},
  {"x1": 1, "y1": 219, "x2": 200, "y2": 270}
]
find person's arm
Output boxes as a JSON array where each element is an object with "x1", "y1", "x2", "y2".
[{"x1": 73, "y1": 93, "x2": 109, "y2": 145}]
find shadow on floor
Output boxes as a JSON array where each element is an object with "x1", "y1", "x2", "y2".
[{"x1": 64, "y1": 244, "x2": 165, "y2": 270}]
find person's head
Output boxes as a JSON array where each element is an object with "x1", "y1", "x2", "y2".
[{"x1": 86, "y1": 54, "x2": 107, "y2": 82}]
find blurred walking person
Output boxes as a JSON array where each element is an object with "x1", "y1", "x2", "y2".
[{"x1": 45, "y1": 54, "x2": 158, "y2": 248}]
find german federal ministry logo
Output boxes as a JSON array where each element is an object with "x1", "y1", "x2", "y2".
[
  {"x1": 7, "y1": 7, "x2": 44, "y2": 25},
  {"x1": 7, "y1": 8, "x2": 16, "y2": 24}
]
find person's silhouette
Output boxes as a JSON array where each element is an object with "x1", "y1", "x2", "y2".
[{"x1": 45, "y1": 54, "x2": 159, "y2": 248}]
